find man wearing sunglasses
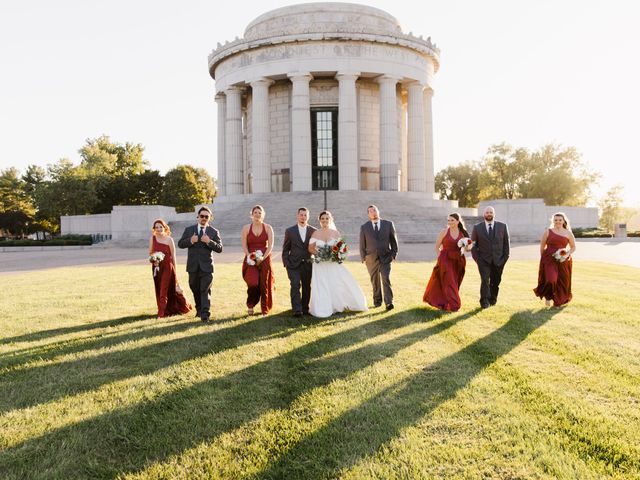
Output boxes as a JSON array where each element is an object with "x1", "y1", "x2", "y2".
[{"x1": 178, "y1": 206, "x2": 223, "y2": 323}]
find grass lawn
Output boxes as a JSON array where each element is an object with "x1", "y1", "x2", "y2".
[{"x1": 0, "y1": 260, "x2": 639, "y2": 479}]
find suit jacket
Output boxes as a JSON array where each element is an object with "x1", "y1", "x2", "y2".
[
  {"x1": 177, "y1": 224, "x2": 223, "y2": 273},
  {"x1": 471, "y1": 221, "x2": 510, "y2": 266},
  {"x1": 359, "y1": 219, "x2": 398, "y2": 264},
  {"x1": 282, "y1": 224, "x2": 317, "y2": 269}
]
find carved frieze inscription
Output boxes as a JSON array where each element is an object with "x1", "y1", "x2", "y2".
[{"x1": 215, "y1": 41, "x2": 430, "y2": 83}]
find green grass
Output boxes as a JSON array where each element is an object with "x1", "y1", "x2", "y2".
[{"x1": 0, "y1": 260, "x2": 639, "y2": 479}]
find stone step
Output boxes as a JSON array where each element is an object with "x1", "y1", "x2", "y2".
[{"x1": 169, "y1": 192, "x2": 480, "y2": 246}]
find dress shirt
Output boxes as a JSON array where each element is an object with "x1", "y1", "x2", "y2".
[{"x1": 297, "y1": 224, "x2": 307, "y2": 242}]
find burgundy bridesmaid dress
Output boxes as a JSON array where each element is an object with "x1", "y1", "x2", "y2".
[
  {"x1": 534, "y1": 229, "x2": 572, "y2": 306},
  {"x1": 152, "y1": 237, "x2": 192, "y2": 317},
  {"x1": 423, "y1": 229, "x2": 466, "y2": 312},
  {"x1": 241, "y1": 225, "x2": 275, "y2": 315}
]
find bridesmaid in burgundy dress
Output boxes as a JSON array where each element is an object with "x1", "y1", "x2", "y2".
[
  {"x1": 534, "y1": 212, "x2": 576, "y2": 307},
  {"x1": 423, "y1": 213, "x2": 470, "y2": 312},
  {"x1": 241, "y1": 205, "x2": 275, "y2": 316},
  {"x1": 149, "y1": 219, "x2": 192, "y2": 318}
]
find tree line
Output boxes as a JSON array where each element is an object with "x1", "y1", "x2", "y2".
[
  {"x1": 0, "y1": 136, "x2": 215, "y2": 236},
  {"x1": 436, "y1": 142, "x2": 636, "y2": 231}
]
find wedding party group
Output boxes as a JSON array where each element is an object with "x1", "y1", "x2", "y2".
[{"x1": 148, "y1": 204, "x2": 576, "y2": 323}]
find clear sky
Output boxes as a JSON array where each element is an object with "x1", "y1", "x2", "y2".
[{"x1": 1, "y1": 0, "x2": 638, "y2": 206}]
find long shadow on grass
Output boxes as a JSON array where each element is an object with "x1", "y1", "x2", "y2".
[
  {"x1": 0, "y1": 314, "x2": 157, "y2": 345},
  {"x1": 0, "y1": 315, "x2": 231, "y2": 371},
  {"x1": 0, "y1": 311, "x2": 342, "y2": 414},
  {"x1": 255, "y1": 308, "x2": 559, "y2": 479},
  {"x1": 0, "y1": 308, "x2": 477, "y2": 479}
]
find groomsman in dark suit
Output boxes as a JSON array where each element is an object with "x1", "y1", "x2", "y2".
[
  {"x1": 282, "y1": 207, "x2": 317, "y2": 317},
  {"x1": 359, "y1": 205, "x2": 399, "y2": 310},
  {"x1": 178, "y1": 206, "x2": 223, "y2": 323},
  {"x1": 471, "y1": 206, "x2": 510, "y2": 308}
]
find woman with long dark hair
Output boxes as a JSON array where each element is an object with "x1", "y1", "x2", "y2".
[
  {"x1": 423, "y1": 213, "x2": 469, "y2": 312},
  {"x1": 240, "y1": 205, "x2": 275, "y2": 316}
]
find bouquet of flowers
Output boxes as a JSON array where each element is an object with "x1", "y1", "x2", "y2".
[
  {"x1": 457, "y1": 237, "x2": 474, "y2": 255},
  {"x1": 331, "y1": 238, "x2": 348, "y2": 264},
  {"x1": 149, "y1": 251, "x2": 165, "y2": 277},
  {"x1": 552, "y1": 248, "x2": 570, "y2": 262},
  {"x1": 313, "y1": 244, "x2": 333, "y2": 263},
  {"x1": 246, "y1": 249, "x2": 264, "y2": 266}
]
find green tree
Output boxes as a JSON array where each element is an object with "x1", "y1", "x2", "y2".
[
  {"x1": 478, "y1": 143, "x2": 532, "y2": 200},
  {"x1": 518, "y1": 144, "x2": 599, "y2": 206},
  {"x1": 79, "y1": 135, "x2": 147, "y2": 177},
  {"x1": 35, "y1": 159, "x2": 98, "y2": 225},
  {"x1": 598, "y1": 185, "x2": 624, "y2": 231},
  {"x1": 435, "y1": 161, "x2": 482, "y2": 207},
  {"x1": 161, "y1": 165, "x2": 214, "y2": 213},
  {"x1": 0, "y1": 167, "x2": 35, "y2": 216}
]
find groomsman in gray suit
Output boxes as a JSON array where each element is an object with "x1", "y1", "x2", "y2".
[
  {"x1": 471, "y1": 206, "x2": 510, "y2": 309},
  {"x1": 359, "y1": 205, "x2": 399, "y2": 310},
  {"x1": 178, "y1": 206, "x2": 223, "y2": 323},
  {"x1": 282, "y1": 207, "x2": 317, "y2": 317}
]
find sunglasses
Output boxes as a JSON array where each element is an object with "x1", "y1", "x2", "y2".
[{"x1": 199, "y1": 214, "x2": 210, "y2": 219}]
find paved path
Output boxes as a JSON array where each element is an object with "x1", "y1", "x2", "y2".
[{"x1": 1, "y1": 240, "x2": 639, "y2": 274}]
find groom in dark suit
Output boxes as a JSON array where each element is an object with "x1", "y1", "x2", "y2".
[
  {"x1": 178, "y1": 206, "x2": 223, "y2": 323},
  {"x1": 471, "y1": 206, "x2": 510, "y2": 308},
  {"x1": 282, "y1": 207, "x2": 317, "y2": 317},
  {"x1": 359, "y1": 205, "x2": 399, "y2": 310}
]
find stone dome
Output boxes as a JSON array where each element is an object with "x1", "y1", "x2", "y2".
[{"x1": 243, "y1": 2, "x2": 403, "y2": 41}]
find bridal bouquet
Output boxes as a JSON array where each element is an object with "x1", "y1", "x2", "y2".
[
  {"x1": 246, "y1": 249, "x2": 264, "y2": 266},
  {"x1": 552, "y1": 248, "x2": 570, "y2": 262},
  {"x1": 149, "y1": 251, "x2": 165, "y2": 277},
  {"x1": 331, "y1": 238, "x2": 348, "y2": 264},
  {"x1": 457, "y1": 237, "x2": 474, "y2": 255},
  {"x1": 313, "y1": 244, "x2": 333, "y2": 263}
]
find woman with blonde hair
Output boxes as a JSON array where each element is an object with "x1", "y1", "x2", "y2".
[
  {"x1": 148, "y1": 219, "x2": 192, "y2": 318},
  {"x1": 533, "y1": 212, "x2": 576, "y2": 307},
  {"x1": 240, "y1": 205, "x2": 275, "y2": 316}
]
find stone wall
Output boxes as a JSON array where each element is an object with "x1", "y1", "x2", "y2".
[
  {"x1": 478, "y1": 199, "x2": 599, "y2": 241},
  {"x1": 269, "y1": 80, "x2": 291, "y2": 191},
  {"x1": 61, "y1": 206, "x2": 192, "y2": 245},
  {"x1": 357, "y1": 79, "x2": 380, "y2": 190}
]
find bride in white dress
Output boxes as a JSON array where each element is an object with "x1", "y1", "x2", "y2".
[{"x1": 308, "y1": 210, "x2": 368, "y2": 318}]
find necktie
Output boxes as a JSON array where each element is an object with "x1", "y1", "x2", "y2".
[
  {"x1": 488, "y1": 224, "x2": 493, "y2": 236},
  {"x1": 374, "y1": 222, "x2": 379, "y2": 232},
  {"x1": 199, "y1": 227, "x2": 204, "y2": 237}
]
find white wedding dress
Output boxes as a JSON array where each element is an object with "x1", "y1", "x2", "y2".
[{"x1": 309, "y1": 238, "x2": 368, "y2": 318}]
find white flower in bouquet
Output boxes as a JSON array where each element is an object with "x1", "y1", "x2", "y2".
[
  {"x1": 148, "y1": 251, "x2": 165, "y2": 276},
  {"x1": 457, "y1": 237, "x2": 474, "y2": 255},
  {"x1": 247, "y1": 249, "x2": 264, "y2": 266},
  {"x1": 552, "y1": 248, "x2": 570, "y2": 262}
]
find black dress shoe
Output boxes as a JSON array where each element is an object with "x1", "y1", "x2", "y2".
[
  {"x1": 481, "y1": 303, "x2": 490, "y2": 309},
  {"x1": 201, "y1": 317, "x2": 210, "y2": 324},
  {"x1": 373, "y1": 303, "x2": 382, "y2": 308},
  {"x1": 386, "y1": 304, "x2": 394, "y2": 311},
  {"x1": 293, "y1": 311, "x2": 303, "y2": 317}
]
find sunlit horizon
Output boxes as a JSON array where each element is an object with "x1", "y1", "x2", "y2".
[{"x1": 1, "y1": 0, "x2": 638, "y2": 207}]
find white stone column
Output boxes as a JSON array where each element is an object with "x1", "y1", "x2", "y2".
[
  {"x1": 423, "y1": 87, "x2": 435, "y2": 195},
  {"x1": 288, "y1": 72, "x2": 313, "y2": 191},
  {"x1": 336, "y1": 72, "x2": 360, "y2": 190},
  {"x1": 407, "y1": 81, "x2": 426, "y2": 192},
  {"x1": 215, "y1": 92, "x2": 227, "y2": 196},
  {"x1": 250, "y1": 78, "x2": 273, "y2": 193},
  {"x1": 377, "y1": 75, "x2": 401, "y2": 191},
  {"x1": 225, "y1": 86, "x2": 244, "y2": 195}
]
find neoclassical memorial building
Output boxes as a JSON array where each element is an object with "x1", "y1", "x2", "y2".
[
  {"x1": 210, "y1": 2, "x2": 439, "y2": 196},
  {"x1": 56, "y1": 3, "x2": 600, "y2": 244}
]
